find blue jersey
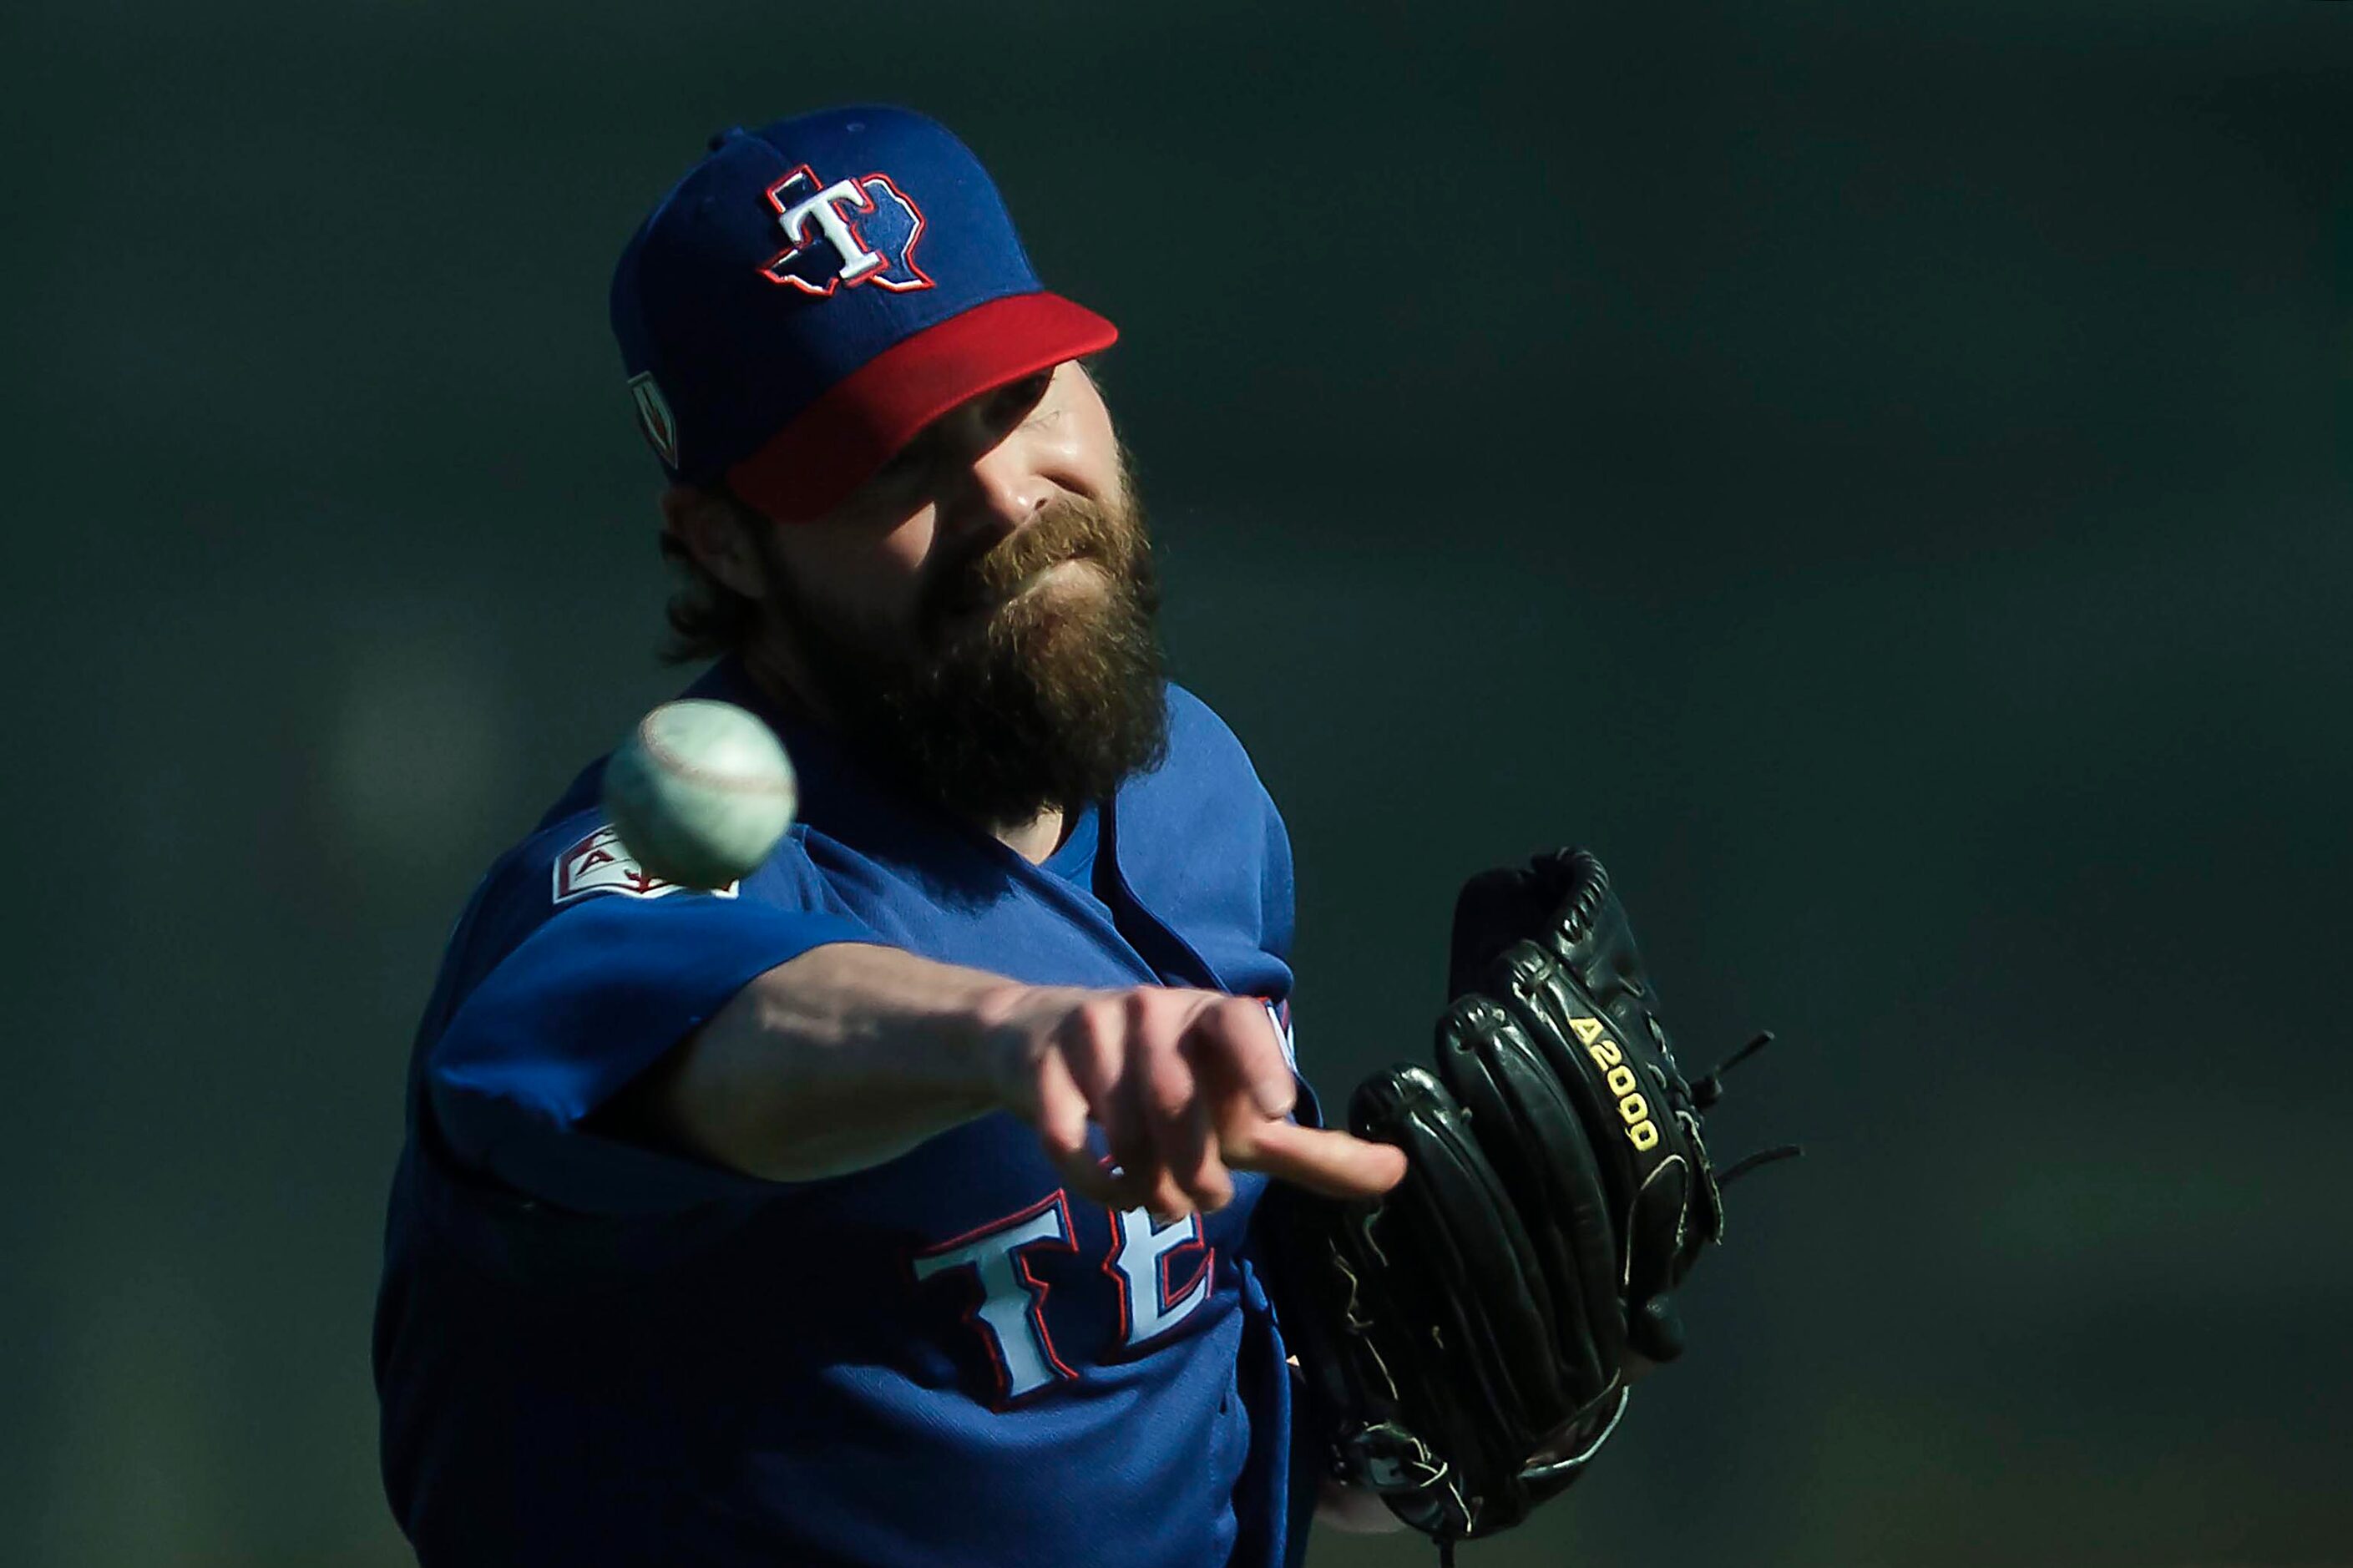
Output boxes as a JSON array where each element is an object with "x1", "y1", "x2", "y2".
[{"x1": 373, "y1": 660, "x2": 1319, "y2": 1568}]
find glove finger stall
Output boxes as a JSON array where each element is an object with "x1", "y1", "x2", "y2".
[
  {"x1": 1347, "y1": 1066, "x2": 1564, "y2": 1457},
  {"x1": 1484, "y1": 938, "x2": 1711, "y2": 1306},
  {"x1": 1433, "y1": 994, "x2": 1625, "y2": 1410}
]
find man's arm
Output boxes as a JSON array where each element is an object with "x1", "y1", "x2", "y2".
[{"x1": 614, "y1": 942, "x2": 1406, "y2": 1216}]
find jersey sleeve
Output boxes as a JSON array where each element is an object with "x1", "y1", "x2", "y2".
[{"x1": 420, "y1": 813, "x2": 877, "y2": 1216}]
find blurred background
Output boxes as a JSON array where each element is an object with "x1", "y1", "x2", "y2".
[{"x1": 6, "y1": 2, "x2": 2347, "y2": 1564}]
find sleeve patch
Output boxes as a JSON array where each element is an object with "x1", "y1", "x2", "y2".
[{"x1": 552, "y1": 824, "x2": 739, "y2": 905}]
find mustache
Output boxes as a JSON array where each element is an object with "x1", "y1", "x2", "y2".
[{"x1": 920, "y1": 494, "x2": 1139, "y2": 628}]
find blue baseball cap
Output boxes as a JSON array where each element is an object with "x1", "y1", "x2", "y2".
[{"x1": 610, "y1": 105, "x2": 1118, "y2": 522}]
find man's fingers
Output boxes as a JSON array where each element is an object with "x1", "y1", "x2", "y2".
[
  {"x1": 1131, "y1": 1003, "x2": 1231, "y2": 1214},
  {"x1": 1029, "y1": 1049, "x2": 1095, "y2": 1170},
  {"x1": 1224, "y1": 1120, "x2": 1409, "y2": 1200},
  {"x1": 1171, "y1": 1101, "x2": 1234, "y2": 1213},
  {"x1": 1033, "y1": 1055, "x2": 1141, "y2": 1206},
  {"x1": 1022, "y1": 984, "x2": 1350, "y2": 1216},
  {"x1": 1064, "y1": 1000, "x2": 1161, "y2": 1204},
  {"x1": 1074, "y1": 1154, "x2": 1159, "y2": 1211},
  {"x1": 1028, "y1": 1010, "x2": 1162, "y2": 1210},
  {"x1": 1187, "y1": 996, "x2": 1297, "y2": 1120},
  {"x1": 1173, "y1": 991, "x2": 1392, "y2": 1202},
  {"x1": 1053, "y1": 1154, "x2": 1131, "y2": 1209}
]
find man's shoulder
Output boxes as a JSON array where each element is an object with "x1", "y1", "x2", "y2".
[
  {"x1": 420, "y1": 791, "x2": 609, "y2": 1019},
  {"x1": 467, "y1": 739, "x2": 817, "y2": 943},
  {"x1": 1156, "y1": 682, "x2": 1269, "y2": 794},
  {"x1": 1123, "y1": 683, "x2": 1296, "y2": 969},
  {"x1": 1124, "y1": 682, "x2": 1286, "y2": 846},
  {"x1": 473, "y1": 761, "x2": 612, "y2": 918},
  {"x1": 429, "y1": 750, "x2": 717, "y2": 1007}
]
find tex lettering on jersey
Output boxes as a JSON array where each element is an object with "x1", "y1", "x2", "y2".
[
  {"x1": 908, "y1": 1186, "x2": 1232, "y2": 1405},
  {"x1": 758, "y1": 164, "x2": 932, "y2": 296},
  {"x1": 904, "y1": 994, "x2": 1293, "y2": 1406}
]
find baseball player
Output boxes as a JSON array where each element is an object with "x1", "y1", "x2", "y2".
[
  {"x1": 379, "y1": 101, "x2": 1787, "y2": 1568},
  {"x1": 374, "y1": 104, "x2": 1412, "y2": 1567}
]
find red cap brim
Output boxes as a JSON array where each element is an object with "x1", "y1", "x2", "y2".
[{"x1": 726, "y1": 291, "x2": 1119, "y2": 523}]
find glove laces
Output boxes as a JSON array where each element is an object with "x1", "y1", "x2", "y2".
[{"x1": 1692, "y1": 1030, "x2": 1804, "y2": 1187}]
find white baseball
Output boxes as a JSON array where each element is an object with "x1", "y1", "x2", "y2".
[{"x1": 601, "y1": 700, "x2": 798, "y2": 889}]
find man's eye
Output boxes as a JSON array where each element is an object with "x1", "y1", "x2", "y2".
[
  {"x1": 999, "y1": 373, "x2": 1052, "y2": 419},
  {"x1": 874, "y1": 441, "x2": 927, "y2": 483}
]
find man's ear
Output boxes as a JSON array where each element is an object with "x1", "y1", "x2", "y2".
[{"x1": 661, "y1": 485, "x2": 768, "y2": 599}]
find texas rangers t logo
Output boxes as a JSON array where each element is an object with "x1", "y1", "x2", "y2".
[{"x1": 758, "y1": 165, "x2": 933, "y2": 296}]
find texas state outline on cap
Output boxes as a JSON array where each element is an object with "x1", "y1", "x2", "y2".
[{"x1": 757, "y1": 164, "x2": 934, "y2": 296}]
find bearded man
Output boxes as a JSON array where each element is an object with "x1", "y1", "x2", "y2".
[{"x1": 373, "y1": 105, "x2": 1406, "y2": 1568}]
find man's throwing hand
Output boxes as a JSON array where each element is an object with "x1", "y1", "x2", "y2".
[{"x1": 979, "y1": 985, "x2": 1408, "y2": 1217}]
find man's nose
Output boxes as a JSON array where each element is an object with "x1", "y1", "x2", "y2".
[{"x1": 939, "y1": 435, "x2": 1048, "y2": 545}]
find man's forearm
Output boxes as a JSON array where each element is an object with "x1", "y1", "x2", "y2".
[
  {"x1": 632, "y1": 942, "x2": 1015, "y2": 1181},
  {"x1": 612, "y1": 939, "x2": 1406, "y2": 1213}
]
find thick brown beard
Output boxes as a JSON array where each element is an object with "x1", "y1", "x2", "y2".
[{"x1": 762, "y1": 488, "x2": 1170, "y2": 832}]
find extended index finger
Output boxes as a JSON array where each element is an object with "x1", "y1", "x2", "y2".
[{"x1": 1222, "y1": 1119, "x2": 1408, "y2": 1200}]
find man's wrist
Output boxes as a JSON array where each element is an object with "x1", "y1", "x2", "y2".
[{"x1": 957, "y1": 978, "x2": 1041, "y2": 1110}]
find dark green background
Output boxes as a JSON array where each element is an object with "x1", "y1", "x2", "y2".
[{"x1": 8, "y1": 3, "x2": 2347, "y2": 1565}]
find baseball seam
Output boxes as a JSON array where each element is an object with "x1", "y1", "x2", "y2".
[{"x1": 637, "y1": 711, "x2": 796, "y2": 795}]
